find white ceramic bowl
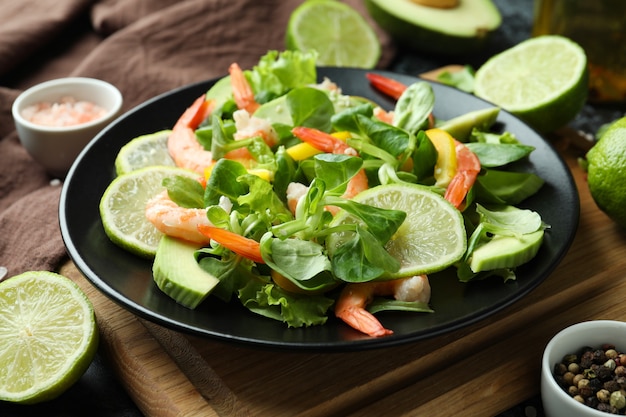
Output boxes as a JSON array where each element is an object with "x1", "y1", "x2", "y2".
[
  {"x1": 12, "y1": 77, "x2": 123, "y2": 177},
  {"x1": 541, "y1": 320, "x2": 626, "y2": 417}
]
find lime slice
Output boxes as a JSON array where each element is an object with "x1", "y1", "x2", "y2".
[
  {"x1": 474, "y1": 35, "x2": 588, "y2": 133},
  {"x1": 286, "y1": 0, "x2": 381, "y2": 68},
  {"x1": 99, "y1": 165, "x2": 199, "y2": 258},
  {"x1": 114, "y1": 130, "x2": 175, "y2": 175},
  {"x1": 0, "y1": 271, "x2": 98, "y2": 404},
  {"x1": 328, "y1": 183, "x2": 466, "y2": 278}
]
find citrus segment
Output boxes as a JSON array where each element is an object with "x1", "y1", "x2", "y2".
[
  {"x1": 328, "y1": 183, "x2": 466, "y2": 278},
  {"x1": 99, "y1": 166, "x2": 199, "y2": 258},
  {"x1": 0, "y1": 271, "x2": 98, "y2": 404},
  {"x1": 286, "y1": 0, "x2": 381, "y2": 68},
  {"x1": 114, "y1": 130, "x2": 175, "y2": 175},
  {"x1": 474, "y1": 35, "x2": 588, "y2": 132}
]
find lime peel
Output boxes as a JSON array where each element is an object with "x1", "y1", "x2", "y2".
[
  {"x1": 285, "y1": 0, "x2": 381, "y2": 69},
  {"x1": 115, "y1": 130, "x2": 175, "y2": 175},
  {"x1": 99, "y1": 165, "x2": 199, "y2": 258},
  {"x1": 474, "y1": 35, "x2": 588, "y2": 133},
  {"x1": 0, "y1": 271, "x2": 98, "y2": 404},
  {"x1": 586, "y1": 116, "x2": 626, "y2": 228}
]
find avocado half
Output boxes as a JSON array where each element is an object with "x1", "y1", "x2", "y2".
[{"x1": 365, "y1": 0, "x2": 502, "y2": 55}]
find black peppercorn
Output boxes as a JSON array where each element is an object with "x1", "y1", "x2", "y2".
[
  {"x1": 597, "y1": 366, "x2": 614, "y2": 381},
  {"x1": 589, "y1": 377, "x2": 603, "y2": 391},
  {"x1": 581, "y1": 351, "x2": 595, "y2": 368},
  {"x1": 604, "y1": 379, "x2": 621, "y2": 392},
  {"x1": 594, "y1": 349, "x2": 608, "y2": 364},
  {"x1": 554, "y1": 344, "x2": 626, "y2": 415}
]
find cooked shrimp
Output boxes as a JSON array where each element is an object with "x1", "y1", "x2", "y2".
[
  {"x1": 373, "y1": 107, "x2": 394, "y2": 124},
  {"x1": 229, "y1": 63, "x2": 259, "y2": 114},
  {"x1": 335, "y1": 275, "x2": 431, "y2": 337},
  {"x1": 286, "y1": 182, "x2": 309, "y2": 215},
  {"x1": 145, "y1": 190, "x2": 212, "y2": 244},
  {"x1": 219, "y1": 109, "x2": 281, "y2": 165},
  {"x1": 167, "y1": 95, "x2": 215, "y2": 175},
  {"x1": 367, "y1": 74, "x2": 436, "y2": 129},
  {"x1": 233, "y1": 110, "x2": 279, "y2": 147},
  {"x1": 444, "y1": 140, "x2": 481, "y2": 209},
  {"x1": 366, "y1": 73, "x2": 407, "y2": 100},
  {"x1": 291, "y1": 127, "x2": 368, "y2": 214},
  {"x1": 315, "y1": 77, "x2": 342, "y2": 93}
]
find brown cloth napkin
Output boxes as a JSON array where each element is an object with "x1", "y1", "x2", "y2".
[{"x1": 0, "y1": 0, "x2": 396, "y2": 279}]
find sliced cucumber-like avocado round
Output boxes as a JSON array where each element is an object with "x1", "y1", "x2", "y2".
[
  {"x1": 438, "y1": 107, "x2": 500, "y2": 142},
  {"x1": 153, "y1": 235, "x2": 219, "y2": 309},
  {"x1": 469, "y1": 230, "x2": 544, "y2": 273}
]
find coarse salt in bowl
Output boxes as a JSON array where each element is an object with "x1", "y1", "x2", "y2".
[
  {"x1": 541, "y1": 320, "x2": 626, "y2": 417},
  {"x1": 12, "y1": 77, "x2": 123, "y2": 177}
]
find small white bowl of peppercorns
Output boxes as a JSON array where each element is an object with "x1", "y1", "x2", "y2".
[{"x1": 542, "y1": 320, "x2": 626, "y2": 417}]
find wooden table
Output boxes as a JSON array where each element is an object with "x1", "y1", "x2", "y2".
[{"x1": 60, "y1": 129, "x2": 626, "y2": 417}]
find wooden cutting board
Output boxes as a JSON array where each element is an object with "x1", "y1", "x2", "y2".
[{"x1": 60, "y1": 129, "x2": 626, "y2": 417}]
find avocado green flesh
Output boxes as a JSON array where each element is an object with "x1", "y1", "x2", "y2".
[
  {"x1": 365, "y1": 0, "x2": 501, "y2": 55},
  {"x1": 152, "y1": 235, "x2": 219, "y2": 309},
  {"x1": 438, "y1": 107, "x2": 500, "y2": 141},
  {"x1": 205, "y1": 75, "x2": 233, "y2": 109},
  {"x1": 254, "y1": 95, "x2": 293, "y2": 125},
  {"x1": 469, "y1": 230, "x2": 544, "y2": 273}
]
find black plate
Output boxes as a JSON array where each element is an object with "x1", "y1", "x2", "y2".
[{"x1": 59, "y1": 68, "x2": 579, "y2": 351}]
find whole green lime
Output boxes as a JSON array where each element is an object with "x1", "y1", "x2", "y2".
[{"x1": 586, "y1": 116, "x2": 626, "y2": 227}]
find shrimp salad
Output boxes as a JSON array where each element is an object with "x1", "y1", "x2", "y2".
[{"x1": 107, "y1": 50, "x2": 550, "y2": 337}]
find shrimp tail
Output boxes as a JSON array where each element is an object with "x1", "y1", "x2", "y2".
[
  {"x1": 291, "y1": 126, "x2": 354, "y2": 155},
  {"x1": 229, "y1": 63, "x2": 260, "y2": 114},
  {"x1": 444, "y1": 141, "x2": 480, "y2": 209},
  {"x1": 335, "y1": 306, "x2": 393, "y2": 337},
  {"x1": 168, "y1": 95, "x2": 215, "y2": 174},
  {"x1": 175, "y1": 95, "x2": 213, "y2": 131},
  {"x1": 366, "y1": 73, "x2": 407, "y2": 100}
]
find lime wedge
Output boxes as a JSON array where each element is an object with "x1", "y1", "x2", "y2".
[
  {"x1": 286, "y1": 0, "x2": 381, "y2": 68},
  {"x1": 99, "y1": 166, "x2": 199, "y2": 258},
  {"x1": 474, "y1": 35, "x2": 588, "y2": 133},
  {"x1": 0, "y1": 271, "x2": 98, "y2": 404},
  {"x1": 114, "y1": 130, "x2": 175, "y2": 175},
  {"x1": 328, "y1": 183, "x2": 466, "y2": 278}
]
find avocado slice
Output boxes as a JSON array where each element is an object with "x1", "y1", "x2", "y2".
[
  {"x1": 152, "y1": 235, "x2": 219, "y2": 309},
  {"x1": 205, "y1": 75, "x2": 234, "y2": 109},
  {"x1": 364, "y1": 0, "x2": 501, "y2": 55},
  {"x1": 469, "y1": 230, "x2": 544, "y2": 273},
  {"x1": 254, "y1": 95, "x2": 293, "y2": 125},
  {"x1": 437, "y1": 107, "x2": 500, "y2": 141}
]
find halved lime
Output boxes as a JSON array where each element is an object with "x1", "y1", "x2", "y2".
[
  {"x1": 328, "y1": 183, "x2": 466, "y2": 278},
  {"x1": 0, "y1": 271, "x2": 98, "y2": 404},
  {"x1": 285, "y1": 0, "x2": 381, "y2": 68},
  {"x1": 474, "y1": 35, "x2": 588, "y2": 133},
  {"x1": 99, "y1": 165, "x2": 199, "y2": 258},
  {"x1": 114, "y1": 130, "x2": 175, "y2": 175}
]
